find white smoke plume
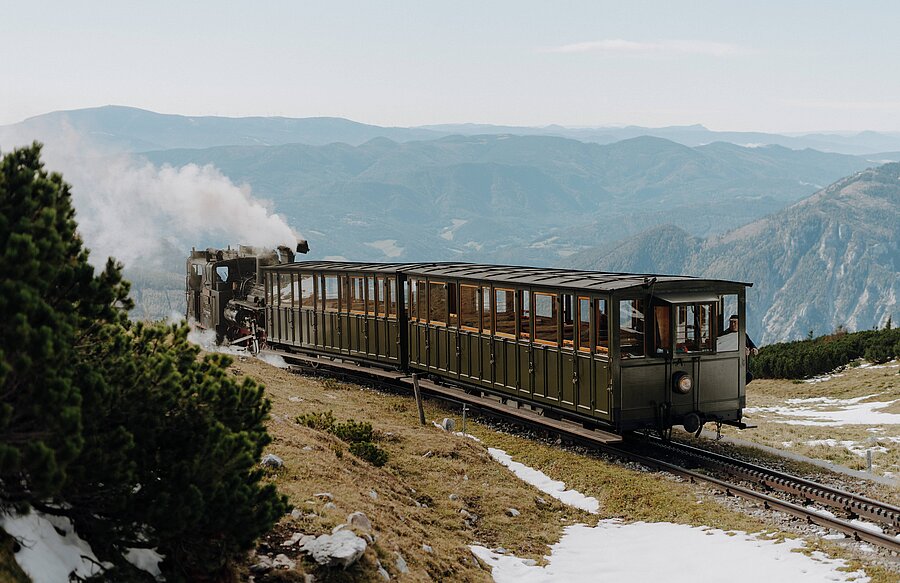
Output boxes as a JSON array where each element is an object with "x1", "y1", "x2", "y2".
[{"x1": 2, "y1": 126, "x2": 299, "y2": 269}]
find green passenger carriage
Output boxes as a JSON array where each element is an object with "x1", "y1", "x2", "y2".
[{"x1": 263, "y1": 261, "x2": 752, "y2": 435}]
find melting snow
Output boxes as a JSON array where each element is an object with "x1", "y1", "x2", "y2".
[
  {"x1": 487, "y1": 448, "x2": 599, "y2": 513},
  {"x1": 471, "y1": 522, "x2": 869, "y2": 582},
  {"x1": 745, "y1": 394, "x2": 900, "y2": 426},
  {"x1": 364, "y1": 239, "x2": 404, "y2": 258},
  {"x1": 439, "y1": 218, "x2": 468, "y2": 241},
  {"x1": 1, "y1": 510, "x2": 109, "y2": 583},
  {"x1": 805, "y1": 439, "x2": 890, "y2": 457}
]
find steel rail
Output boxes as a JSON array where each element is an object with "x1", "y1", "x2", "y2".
[
  {"x1": 642, "y1": 436, "x2": 900, "y2": 532},
  {"x1": 275, "y1": 350, "x2": 900, "y2": 554}
]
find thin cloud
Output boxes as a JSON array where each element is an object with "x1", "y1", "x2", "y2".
[{"x1": 542, "y1": 38, "x2": 748, "y2": 57}]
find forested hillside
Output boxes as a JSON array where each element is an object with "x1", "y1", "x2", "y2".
[
  {"x1": 570, "y1": 163, "x2": 900, "y2": 344},
  {"x1": 142, "y1": 134, "x2": 871, "y2": 264}
]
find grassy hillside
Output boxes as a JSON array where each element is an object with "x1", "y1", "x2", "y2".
[{"x1": 226, "y1": 357, "x2": 892, "y2": 582}]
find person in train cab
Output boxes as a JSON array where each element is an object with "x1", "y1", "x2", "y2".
[
  {"x1": 717, "y1": 314, "x2": 758, "y2": 383},
  {"x1": 717, "y1": 314, "x2": 758, "y2": 355}
]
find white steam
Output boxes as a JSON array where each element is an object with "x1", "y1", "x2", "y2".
[
  {"x1": 66, "y1": 156, "x2": 297, "y2": 267},
  {"x1": 2, "y1": 127, "x2": 298, "y2": 269}
]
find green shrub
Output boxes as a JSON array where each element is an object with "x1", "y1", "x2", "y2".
[
  {"x1": 296, "y1": 410, "x2": 336, "y2": 431},
  {"x1": 751, "y1": 327, "x2": 899, "y2": 379},
  {"x1": 348, "y1": 442, "x2": 389, "y2": 467},
  {"x1": 332, "y1": 420, "x2": 374, "y2": 444}
]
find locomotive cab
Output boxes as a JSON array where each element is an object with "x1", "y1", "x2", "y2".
[{"x1": 615, "y1": 286, "x2": 748, "y2": 435}]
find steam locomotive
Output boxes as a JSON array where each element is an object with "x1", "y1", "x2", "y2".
[{"x1": 187, "y1": 243, "x2": 752, "y2": 436}]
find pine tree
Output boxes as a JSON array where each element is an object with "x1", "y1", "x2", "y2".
[
  {"x1": 1, "y1": 144, "x2": 288, "y2": 581},
  {"x1": 0, "y1": 143, "x2": 130, "y2": 506}
]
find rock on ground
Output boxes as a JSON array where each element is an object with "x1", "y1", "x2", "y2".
[{"x1": 301, "y1": 530, "x2": 368, "y2": 568}]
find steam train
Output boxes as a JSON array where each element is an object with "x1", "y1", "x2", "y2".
[{"x1": 187, "y1": 243, "x2": 752, "y2": 436}]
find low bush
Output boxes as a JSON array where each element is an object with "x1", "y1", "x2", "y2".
[
  {"x1": 296, "y1": 410, "x2": 336, "y2": 431},
  {"x1": 349, "y1": 441, "x2": 389, "y2": 467},
  {"x1": 332, "y1": 420, "x2": 374, "y2": 443},
  {"x1": 297, "y1": 411, "x2": 387, "y2": 466},
  {"x1": 751, "y1": 327, "x2": 900, "y2": 379}
]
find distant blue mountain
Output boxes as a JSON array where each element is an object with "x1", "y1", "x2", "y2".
[
  {"x1": 0, "y1": 105, "x2": 445, "y2": 151},
  {"x1": 4, "y1": 106, "x2": 900, "y2": 156}
]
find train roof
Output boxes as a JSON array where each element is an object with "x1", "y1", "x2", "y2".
[{"x1": 267, "y1": 260, "x2": 752, "y2": 293}]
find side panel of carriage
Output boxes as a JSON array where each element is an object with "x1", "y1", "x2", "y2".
[
  {"x1": 264, "y1": 267, "x2": 402, "y2": 368},
  {"x1": 406, "y1": 276, "x2": 613, "y2": 425}
]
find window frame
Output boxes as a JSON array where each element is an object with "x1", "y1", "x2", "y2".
[{"x1": 533, "y1": 291, "x2": 559, "y2": 347}]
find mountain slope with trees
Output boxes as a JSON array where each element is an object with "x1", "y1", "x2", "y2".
[
  {"x1": 142, "y1": 134, "x2": 872, "y2": 263},
  {"x1": 569, "y1": 163, "x2": 900, "y2": 344}
]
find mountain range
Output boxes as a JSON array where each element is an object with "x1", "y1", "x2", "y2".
[
  {"x1": 1, "y1": 105, "x2": 896, "y2": 343},
  {"x1": 567, "y1": 163, "x2": 900, "y2": 343},
  {"x1": 4, "y1": 106, "x2": 900, "y2": 156},
  {"x1": 141, "y1": 133, "x2": 875, "y2": 266}
]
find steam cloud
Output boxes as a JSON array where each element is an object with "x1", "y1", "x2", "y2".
[
  {"x1": 63, "y1": 156, "x2": 298, "y2": 267},
  {"x1": 2, "y1": 128, "x2": 298, "y2": 269}
]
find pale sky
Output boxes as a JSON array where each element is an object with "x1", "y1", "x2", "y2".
[{"x1": 3, "y1": 0, "x2": 900, "y2": 132}]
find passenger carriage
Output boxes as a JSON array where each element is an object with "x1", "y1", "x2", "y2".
[{"x1": 263, "y1": 261, "x2": 751, "y2": 435}]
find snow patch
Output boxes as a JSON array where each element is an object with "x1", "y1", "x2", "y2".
[
  {"x1": 487, "y1": 448, "x2": 599, "y2": 513},
  {"x1": 744, "y1": 394, "x2": 900, "y2": 426},
  {"x1": 124, "y1": 547, "x2": 165, "y2": 579},
  {"x1": 365, "y1": 239, "x2": 404, "y2": 258},
  {"x1": 1, "y1": 510, "x2": 109, "y2": 583},
  {"x1": 471, "y1": 521, "x2": 869, "y2": 582}
]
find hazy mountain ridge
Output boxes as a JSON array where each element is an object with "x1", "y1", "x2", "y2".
[
  {"x1": 568, "y1": 164, "x2": 900, "y2": 343},
  {"x1": 6, "y1": 106, "x2": 900, "y2": 156},
  {"x1": 141, "y1": 134, "x2": 873, "y2": 263}
]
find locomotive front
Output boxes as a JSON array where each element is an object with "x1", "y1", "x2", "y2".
[{"x1": 612, "y1": 280, "x2": 752, "y2": 436}]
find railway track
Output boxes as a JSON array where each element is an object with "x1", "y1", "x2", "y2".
[
  {"x1": 272, "y1": 349, "x2": 900, "y2": 554},
  {"x1": 639, "y1": 436, "x2": 900, "y2": 533}
]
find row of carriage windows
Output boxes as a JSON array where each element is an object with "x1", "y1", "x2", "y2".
[
  {"x1": 409, "y1": 279, "x2": 613, "y2": 354},
  {"x1": 269, "y1": 273, "x2": 399, "y2": 318},
  {"x1": 266, "y1": 272, "x2": 735, "y2": 357}
]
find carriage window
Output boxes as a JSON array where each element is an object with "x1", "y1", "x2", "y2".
[
  {"x1": 482, "y1": 286, "x2": 492, "y2": 333},
  {"x1": 460, "y1": 285, "x2": 479, "y2": 330},
  {"x1": 619, "y1": 299, "x2": 645, "y2": 358},
  {"x1": 340, "y1": 276, "x2": 350, "y2": 313},
  {"x1": 676, "y1": 303, "x2": 714, "y2": 353},
  {"x1": 429, "y1": 282, "x2": 447, "y2": 326},
  {"x1": 409, "y1": 279, "x2": 418, "y2": 321},
  {"x1": 316, "y1": 275, "x2": 325, "y2": 311},
  {"x1": 718, "y1": 294, "x2": 738, "y2": 342},
  {"x1": 280, "y1": 274, "x2": 293, "y2": 306},
  {"x1": 376, "y1": 276, "x2": 387, "y2": 317},
  {"x1": 578, "y1": 297, "x2": 591, "y2": 352},
  {"x1": 299, "y1": 274, "x2": 315, "y2": 309},
  {"x1": 561, "y1": 294, "x2": 575, "y2": 348},
  {"x1": 366, "y1": 277, "x2": 376, "y2": 315},
  {"x1": 386, "y1": 277, "x2": 397, "y2": 319},
  {"x1": 348, "y1": 276, "x2": 365, "y2": 313},
  {"x1": 216, "y1": 266, "x2": 229, "y2": 283},
  {"x1": 448, "y1": 283, "x2": 459, "y2": 327},
  {"x1": 654, "y1": 305, "x2": 672, "y2": 354},
  {"x1": 534, "y1": 292, "x2": 558, "y2": 345},
  {"x1": 323, "y1": 275, "x2": 339, "y2": 312},
  {"x1": 495, "y1": 288, "x2": 516, "y2": 338},
  {"x1": 519, "y1": 290, "x2": 531, "y2": 339},
  {"x1": 596, "y1": 299, "x2": 609, "y2": 352},
  {"x1": 418, "y1": 279, "x2": 427, "y2": 321}
]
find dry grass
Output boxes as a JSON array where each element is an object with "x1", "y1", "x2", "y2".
[
  {"x1": 0, "y1": 530, "x2": 29, "y2": 583},
  {"x1": 229, "y1": 355, "x2": 898, "y2": 582},
  {"x1": 723, "y1": 362, "x2": 900, "y2": 482}
]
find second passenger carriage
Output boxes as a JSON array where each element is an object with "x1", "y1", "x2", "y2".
[{"x1": 263, "y1": 261, "x2": 751, "y2": 435}]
